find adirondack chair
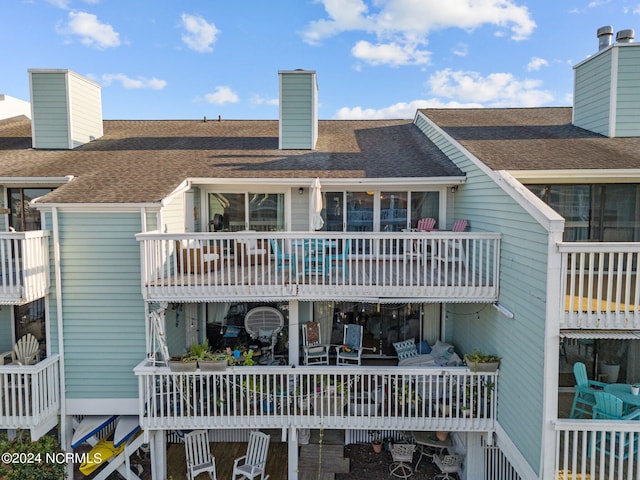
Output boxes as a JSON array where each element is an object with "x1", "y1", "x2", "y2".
[
  {"x1": 569, "y1": 361, "x2": 607, "y2": 418},
  {"x1": 232, "y1": 431, "x2": 270, "y2": 480},
  {"x1": 184, "y1": 430, "x2": 217, "y2": 480},
  {"x1": 437, "y1": 219, "x2": 469, "y2": 264},
  {"x1": 269, "y1": 238, "x2": 297, "y2": 276},
  {"x1": 416, "y1": 217, "x2": 436, "y2": 232},
  {"x1": 335, "y1": 324, "x2": 363, "y2": 366},
  {"x1": 324, "y1": 238, "x2": 350, "y2": 276},
  {"x1": 591, "y1": 391, "x2": 640, "y2": 459},
  {"x1": 302, "y1": 321, "x2": 330, "y2": 365},
  {"x1": 11, "y1": 334, "x2": 40, "y2": 366}
]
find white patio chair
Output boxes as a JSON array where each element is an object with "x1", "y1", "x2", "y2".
[
  {"x1": 335, "y1": 324, "x2": 363, "y2": 366},
  {"x1": 184, "y1": 430, "x2": 217, "y2": 480},
  {"x1": 433, "y1": 453, "x2": 464, "y2": 480},
  {"x1": 12, "y1": 334, "x2": 40, "y2": 366},
  {"x1": 389, "y1": 443, "x2": 416, "y2": 479},
  {"x1": 232, "y1": 431, "x2": 270, "y2": 480},
  {"x1": 302, "y1": 321, "x2": 330, "y2": 365}
]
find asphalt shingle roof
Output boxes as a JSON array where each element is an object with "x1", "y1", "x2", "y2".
[
  {"x1": 0, "y1": 117, "x2": 463, "y2": 204},
  {"x1": 421, "y1": 107, "x2": 640, "y2": 171}
]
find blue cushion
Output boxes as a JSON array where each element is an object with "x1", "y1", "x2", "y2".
[
  {"x1": 417, "y1": 341, "x2": 431, "y2": 354},
  {"x1": 393, "y1": 339, "x2": 418, "y2": 361}
]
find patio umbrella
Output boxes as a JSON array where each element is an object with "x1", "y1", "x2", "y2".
[{"x1": 310, "y1": 177, "x2": 324, "y2": 230}]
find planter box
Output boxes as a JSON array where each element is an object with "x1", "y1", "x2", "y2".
[
  {"x1": 168, "y1": 360, "x2": 197, "y2": 372},
  {"x1": 474, "y1": 361, "x2": 500, "y2": 372},
  {"x1": 198, "y1": 360, "x2": 228, "y2": 372}
]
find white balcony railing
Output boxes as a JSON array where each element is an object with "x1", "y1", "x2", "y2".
[
  {"x1": 559, "y1": 243, "x2": 640, "y2": 329},
  {"x1": 0, "y1": 355, "x2": 60, "y2": 440},
  {"x1": 0, "y1": 231, "x2": 50, "y2": 305},
  {"x1": 134, "y1": 362, "x2": 497, "y2": 433},
  {"x1": 137, "y1": 232, "x2": 501, "y2": 302},
  {"x1": 555, "y1": 419, "x2": 640, "y2": 479}
]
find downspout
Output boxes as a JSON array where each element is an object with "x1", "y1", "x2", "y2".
[{"x1": 52, "y1": 207, "x2": 67, "y2": 452}]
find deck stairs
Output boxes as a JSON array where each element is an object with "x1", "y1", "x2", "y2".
[{"x1": 298, "y1": 430, "x2": 350, "y2": 480}]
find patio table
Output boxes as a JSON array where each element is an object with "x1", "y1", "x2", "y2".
[
  {"x1": 412, "y1": 431, "x2": 452, "y2": 469},
  {"x1": 603, "y1": 383, "x2": 640, "y2": 409}
]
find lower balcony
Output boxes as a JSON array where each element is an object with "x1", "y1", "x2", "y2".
[
  {"x1": 0, "y1": 355, "x2": 60, "y2": 440},
  {"x1": 555, "y1": 419, "x2": 640, "y2": 479},
  {"x1": 137, "y1": 232, "x2": 501, "y2": 302},
  {"x1": 134, "y1": 362, "x2": 497, "y2": 433}
]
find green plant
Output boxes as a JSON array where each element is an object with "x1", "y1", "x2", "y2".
[
  {"x1": 393, "y1": 382, "x2": 421, "y2": 406},
  {"x1": 184, "y1": 339, "x2": 216, "y2": 362},
  {"x1": 464, "y1": 350, "x2": 501, "y2": 370},
  {"x1": 0, "y1": 432, "x2": 67, "y2": 480}
]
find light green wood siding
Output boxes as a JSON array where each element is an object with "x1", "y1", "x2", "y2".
[
  {"x1": 163, "y1": 193, "x2": 186, "y2": 233},
  {"x1": 291, "y1": 187, "x2": 309, "y2": 230},
  {"x1": 68, "y1": 72, "x2": 103, "y2": 148},
  {"x1": 30, "y1": 72, "x2": 71, "y2": 149},
  {"x1": 44, "y1": 211, "x2": 60, "y2": 356},
  {"x1": 279, "y1": 72, "x2": 317, "y2": 149},
  {"x1": 164, "y1": 308, "x2": 186, "y2": 356},
  {"x1": 573, "y1": 50, "x2": 612, "y2": 136},
  {"x1": 0, "y1": 308, "x2": 13, "y2": 353},
  {"x1": 416, "y1": 114, "x2": 549, "y2": 476},
  {"x1": 615, "y1": 46, "x2": 640, "y2": 137},
  {"x1": 58, "y1": 212, "x2": 144, "y2": 399}
]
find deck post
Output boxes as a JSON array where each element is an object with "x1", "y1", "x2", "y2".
[
  {"x1": 150, "y1": 430, "x2": 166, "y2": 480},
  {"x1": 288, "y1": 427, "x2": 299, "y2": 480}
]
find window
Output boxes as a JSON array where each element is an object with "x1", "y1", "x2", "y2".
[
  {"x1": 209, "y1": 192, "x2": 285, "y2": 232},
  {"x1": 8, "y1": 188, "x2": 52, "y2": 231},
  {"x1": 530, "y1": 184, "x2": 640, "y2": 242}
]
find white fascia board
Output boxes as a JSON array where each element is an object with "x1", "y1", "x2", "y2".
[
  {"x1": 509, "y1": 169, "x2": 640, "y2": 183},
  {"x1": 189, "y1": 177, "x2": 466, "y2": 187},
  {"x1": 161, "y1": 179, "x2": 191, "y2": 207},
  {"x1": 415, "y1": 111, "x2": 564, "y2": 233},
  {"x1": 32, "y1": 203, "x2": 161, "y2": 213},
  {"x1": 0, "y1": 176, "x2": 73, "y2": 186}
]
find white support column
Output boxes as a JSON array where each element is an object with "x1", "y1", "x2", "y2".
[
  {"x1": 150, "y1": 430, "x2": 166, "y2": 480},
  {"x1": 288, "y1": 427, "x2": 299, "y2": 480},
  {"x1": 289, "y1": 301, "x2": 299, "y2": 366}
]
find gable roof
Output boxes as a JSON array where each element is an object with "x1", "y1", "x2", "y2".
[
  {"x1": 421, "y1": 107, "x2": 640, "y2": 172},
  {"x1": 0, "y1": 117, "x2": 463, "y2": 204}
]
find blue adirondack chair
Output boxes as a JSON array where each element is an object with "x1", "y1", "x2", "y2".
[
  {"x1": 324, "y1": 238, "x2": 351, "y2": 276},
  {"x1": 591, "y1": 391, "x2": 640, "y2": 460},
  {"x1": 269, "y1": 238, "x2": 297, "y2": 276},
  {"x1": 570, "y1": 362, "x2": 607, "y2": 418}
]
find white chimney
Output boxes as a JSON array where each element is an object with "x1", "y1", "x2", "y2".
[
  {"x1": 597, "y1": 25, "x2": 613, "y2": 50},
  {"x1": 616, "y1": 29, "x2": 635, "y2": 44}
]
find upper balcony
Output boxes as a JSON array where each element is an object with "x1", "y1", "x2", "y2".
[
  {"x1": 559, "y1": 242, "x2": 640, "y2": 329},
  {"x1": 136, "y1": 231, "x2": 501, "y2": 303},
  {"x1": 0, "y1": 231, "x2": 50, "y2": 305}
]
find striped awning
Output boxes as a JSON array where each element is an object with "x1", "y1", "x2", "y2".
[{"x1": 560, "y1": 330, "x2": 640, "y2": 340}]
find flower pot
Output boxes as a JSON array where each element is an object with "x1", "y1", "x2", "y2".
[
  {"x1": 168, "y1": 360, "x2": 197, "y2": 372},
  {"x1": 599, "y1": 362, "x2": 620, "y2": 383},
  {"x1": 632, "y1": 385, "x2": 640, "y2": 396},
  {"x1": 198, "y1": 359, "x2": 228, "y2": 371},
  {"x1": 436, "y1": 431, "x2": 449, "y2": 442},
  {"x1": 372, "y1": 440, "x2": 383, "y2": 453}
]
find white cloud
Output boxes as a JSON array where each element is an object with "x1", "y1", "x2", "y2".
[
  {"x1": 47, "y1": 0, "x2": 71, "y2": 8},
  {"x1": 527, "y1": 57, "x2": 549, "y2": 71},
  {"x1": 428, "y1": 68, "x2": 554, "y2": 107},
  {"x1": 204, "y1": 86, "x2": 239, "y2": 105},
  {"x1": 452, "y1": 43, "x2": 468, "y2": 57},
  {"x1": 100, "y1": 74, "x2": 167, "y2": 90},
  {"x1": 181, "y1": 13, "x2": 219, "y2": 53},
  {"x1": 303, "y1": 0, "x2": 536, "y2": 66},
  {"x1": 250, "y1": 95, "x2": 279, "y2": 107},
  {"x1": 59, "y1": 11, "x2": 120, "y2": 49},
  {"x1": 351, "y1": 40, "x2": 430, "y2": 66},
  {"x1": 334, "y1": 99, "x2": 483, "y2": 119}
]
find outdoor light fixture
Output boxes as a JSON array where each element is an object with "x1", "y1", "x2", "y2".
[
  {"x1": 493, "y1": 302, "x2": 515, "y2": 319},
  {"x1": 298, "y1": 187, "x2": 304, "y2": 195},
  {"x1": 450, "y1": 185, "x2": 459, "y2": 193}
]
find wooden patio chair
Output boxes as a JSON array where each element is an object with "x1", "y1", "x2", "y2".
[
  {"x1": 335, "y1": 324, "x2": 363, "y2": 366},
  {"x1": 232, "y1": 431, "x2": 270, "y2": 480},
  {"x1": 11, "y1": 334, "x2": 40, "y2": 366},
  {"x1": 569, "y1": 361, "x2": 607, "y2": 418},
  {"x1": 184, "y1": 430, "x2": 217, "y2": 480},
  {"x1": 302, "y1": 321, "x2": 330, "y2": 365}
]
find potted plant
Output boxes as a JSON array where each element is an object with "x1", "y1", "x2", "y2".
[
  {"x1": 464, "y1": 349, "x2": 501, "y2": 372},
  {"x1": 597, "y1": 339, "x2": 627, "y2": 383},
  {"x1": 167, "y1": 353, "x2": 197, "y2": 372},
  {"x1": 370, "y1": 431, "x2": 383, "y2": 453},
  {"x1": 181, "y1": 339, "x2": 227, "y2": 371}
]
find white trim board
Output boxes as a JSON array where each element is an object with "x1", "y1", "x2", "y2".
[{"x1": 66, "y1": 398, "x2": 140, "y2": 415}]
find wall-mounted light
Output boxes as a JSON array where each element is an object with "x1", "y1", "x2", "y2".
[
  {"x1": 493, "y1": 302, "x2": 514, "y2": 319},
  {"x1": 298, "y1": 187, "x2": 304, "y2": 195},
  {"x1": 450, "y1": 185, "x2": 459, "y2": 193}
]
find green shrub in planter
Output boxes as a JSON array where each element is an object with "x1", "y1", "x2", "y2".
[{"x1": 0, "y1": 432, "x2": 67, "y2": 480}]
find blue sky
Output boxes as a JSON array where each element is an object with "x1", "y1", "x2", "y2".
[{"x1": 3, "y1": 0, "x2": 639, "y2": 120}]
